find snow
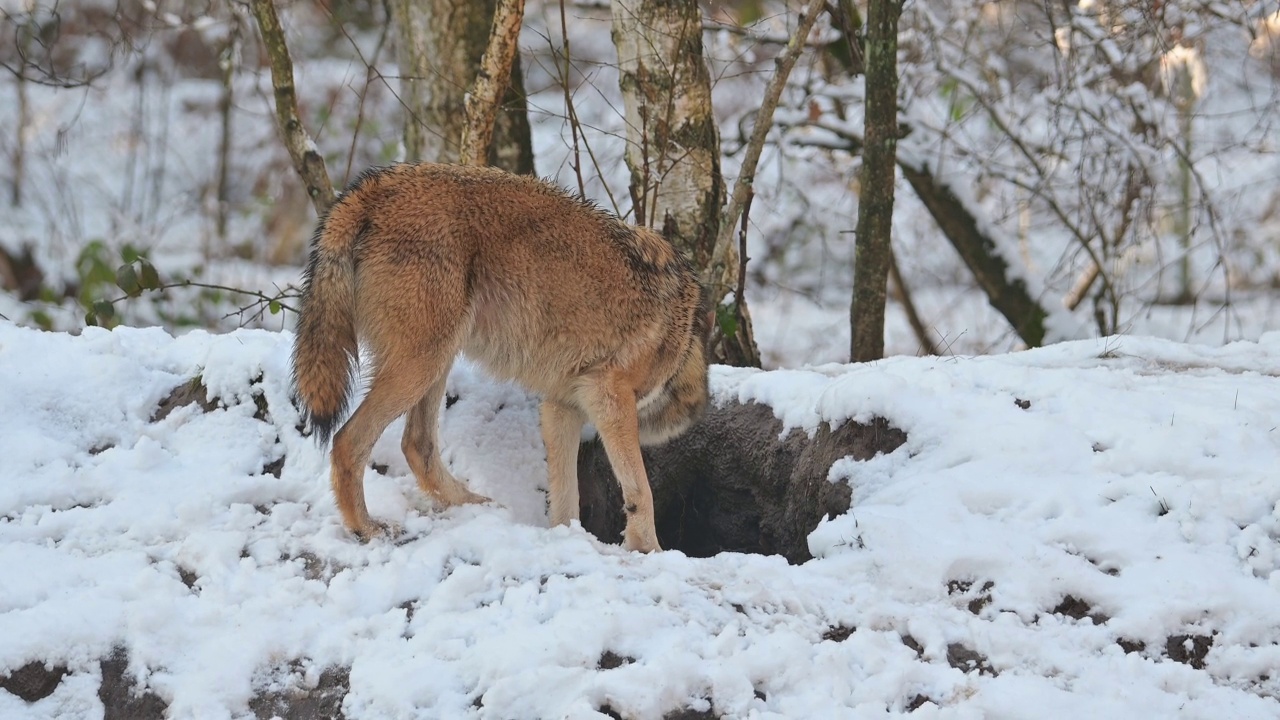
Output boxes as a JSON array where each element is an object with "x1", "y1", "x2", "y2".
[{"x1": 3, "y1": 322, "x2": 1279, "y2": 718}]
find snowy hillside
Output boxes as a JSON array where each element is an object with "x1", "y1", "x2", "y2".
[{"x1": 2, "y1": 323, "x2": 1279, "y2": 718}]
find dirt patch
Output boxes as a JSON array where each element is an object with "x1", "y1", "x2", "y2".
[
  {"x1": 663, "y1": 707, "x2": 717, "y2": 720},
  {"x1": 248, "y1": 665, "x2": 350, "y2": 720},
  {"x1": 1117, "y1": 638, "x2": 1146, "y2": 655},
  {"x1": 822, "y1": 625, "x2": 856, "y2": 642},
  {"x1": 151, "y1": 377, "x2": 218, "y2": 422},
  {"x1": 597, "y1": 651, "x2": 635, "y2": 670},
  {"x1": 946, "y1": 643, "x2": 998, "y2": 676},
  {"x1": 902, "y1": 634, "x2": 996, "y2": 676},
  {"x1": 906, "y1": 694, "x2": 932, "y2": 711},
  {"x1": 902, "y1": 634, "x2": 924, "y2": 657},
  {"x1": 1, "y1": 661, "x2": 68, "y2": 702},
  {"x1": 600, "y1": 698, "x2": 718, "y2": 718},
  {"x1": 947, "y1": 579, "x2": 995, "y2": 615},
  {"x1": 1165, "y1": 633, "x2": 1214, "y2": 669},
  {"x1": 99, "y1": 648, "x2": 166, "y2": 720},
  {"x1": 263, "y1": 454, "x2": 285, "y2": 478},
  {"x1": 293, "y1": 552, "x2": 343, "y2": 583},
  {"x1": 1051, "y1": 595, "x2": 1109, "y2": 624}
]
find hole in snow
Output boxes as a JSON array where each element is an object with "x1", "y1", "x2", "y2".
[{"x1": 577, "y1": 401, "x2": 906, "y2": 563}]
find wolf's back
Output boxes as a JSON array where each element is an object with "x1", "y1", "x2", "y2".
[{"x1": 291, "y1": 190, "x2": 367, "y2": 444}]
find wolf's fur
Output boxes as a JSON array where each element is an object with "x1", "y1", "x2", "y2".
[{"x1": 291, "y1": 162, "x2": 710, "y2": 552}]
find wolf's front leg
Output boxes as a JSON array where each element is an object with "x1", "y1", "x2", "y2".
[
  {"x1": 541, "y1": 399, "x2": 586, "y2": 527},
  {"x1": 580, "y1": 373, "x2": 662, "y2": 553}
]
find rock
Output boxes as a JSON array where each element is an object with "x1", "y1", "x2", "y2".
[{"x1": 578, "y1": 399, "x2": 906, "y2": 563}]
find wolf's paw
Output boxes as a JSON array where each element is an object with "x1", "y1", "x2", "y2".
[
  {"x1": 353, "y1": 518, "x2": 403, "y2": 543},
  {"x1": 623, "y1": 531, "x2": 662, "y2": 554},
  {"x1": 433, "y1": 482, "x2": 491, "y2": 508}
]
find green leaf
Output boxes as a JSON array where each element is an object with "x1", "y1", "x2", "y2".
[
  {"x1": 85, "y1": 311, "x2": 98, "y2": 327},
  {"x1": 121, "y1": 244, "x2": 142, "y2": 264},
  {"x1": 139, "y1": 260, "x2": 161, "y2": 290},
  {"x1": 116, "y1": 263, "x2": 141, "y2": 297},
  {"x1": 91, "y1": 300, "x2": 116, "y2": 323},
  {"x1": 268, "y1": 300, "x2": 281, "y2": 315},
  {"x1": 715, "y1": 305, "x2": 739, "y2": 338},
  {"x1": 87, "y1": 258, "x2": 114, "y2": 286},
  {"x1": 31, "y1": 310, "x2": 53, "y2": 330}
]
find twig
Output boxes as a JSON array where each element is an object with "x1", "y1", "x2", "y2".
[
  {"x1": 115, "y1": 281, "x2": 298, "y2": 313},
  {"x1": 557, "y1": 0, "x2": 586, "y2": 197},
  {"x1": 249, "y1": 0, "x2": 336, "y2": 215},
  {"x1": 710, "y1": 0, "x2": 826, "y2": 287},
  {"x1": 888, "y1": 248, "x2": 940, "y2": 356},
  {"x1": 337, "y1": 8, "x2": 393, "y2": 185},
  {"x1": 460, "y1": 0, "x2": 526, "y2": 166},
  {"x1": 736, "y1": 189, "x2": 753, "y2": 317}
]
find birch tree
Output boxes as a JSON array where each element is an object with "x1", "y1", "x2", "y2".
[
  {"x1": 611, "y1": 0, "x2": 824, "y2": 367},
  {"x1": 610, "y1": 0, "x2": 723, "y2": 273}
]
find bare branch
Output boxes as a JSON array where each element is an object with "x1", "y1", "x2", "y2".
[
  {"x1": 248, "y1": 0, "x2": 336, "y2": 215},
  {"x1": 710, "y1": 0, "x2": 826, "y2": 288},
  {"x1": 888, "y1": 249, "x2": 940, "y2": 356}
]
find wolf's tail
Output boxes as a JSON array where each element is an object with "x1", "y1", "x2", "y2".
[{"x1": 291, "y1": 195, "x2": 364, "y2": 444}]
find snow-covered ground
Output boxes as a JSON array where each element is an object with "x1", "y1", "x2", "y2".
[{"x1": 2, "y1": 322, "x2": 1279, "y2": 718}]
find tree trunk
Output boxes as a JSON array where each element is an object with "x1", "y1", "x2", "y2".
[
  {"x1": 14, "y1": 61, "x2": 28, "y2": 207},
  {"x1": 390, "y1": 0, "x2": 533, "y2": 172},
  {"x1": 849, "y1": 0, "x2": 900, "y2": 362}
]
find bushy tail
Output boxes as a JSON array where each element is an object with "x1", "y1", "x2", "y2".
[{"x1": 291, "y1": 210, "x2": 361, "y2": 444}]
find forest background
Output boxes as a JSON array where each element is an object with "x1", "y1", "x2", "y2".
[{"x1": 2, "y1": 0, "x2": 1279, "y2": 366}]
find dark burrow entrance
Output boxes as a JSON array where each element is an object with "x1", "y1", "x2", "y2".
[{"x1": 577, "y1": 400, "x2": 907, "y2": 564}]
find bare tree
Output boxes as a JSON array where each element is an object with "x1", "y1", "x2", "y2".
[{"x1": 849, "y1": 0, "x2": 901, "y2": 362}]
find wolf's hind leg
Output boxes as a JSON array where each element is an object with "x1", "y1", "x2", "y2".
[
  {"x1": 402, "y1": 371, "x2": 490, "y2": 508},
  {"x1": 330, "y1": 356, "x2": 446, "y2": 540}
]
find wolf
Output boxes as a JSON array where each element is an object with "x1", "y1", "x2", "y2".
[{"x1": 290, "y1": 162, "x2": 710, "y2": 553}]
